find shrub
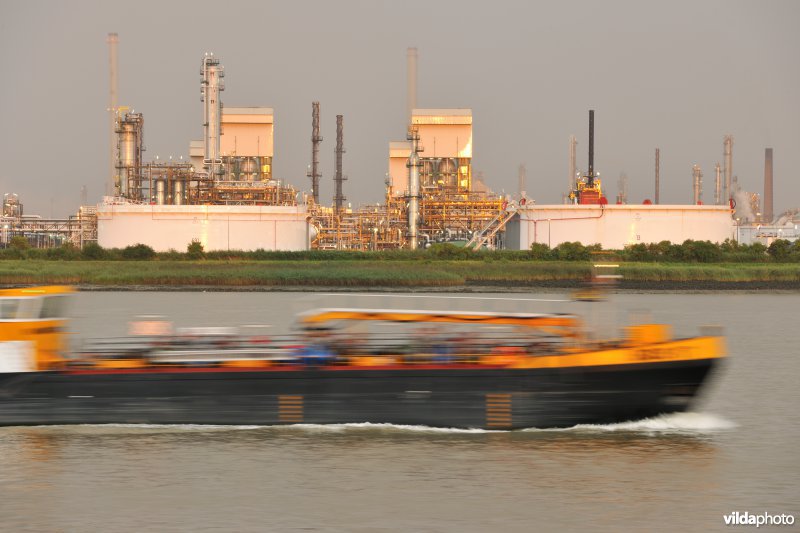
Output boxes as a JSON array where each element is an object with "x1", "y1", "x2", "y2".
[
  {"x1": 187, "y1": 239, "x2": 205, "y2": 260},
  {"x1": 9, "y1": 236, "x2": 30, "y2": 250},
  {"x1": 767, "y1": 239, "x2": 793, "y2": 262},
  {"x1": 552, "y1": 241, "x2": 591, "y2": 261},
  {"x1": 46, "y1": 243, "x2": 81, "y2": 260},
  {"x1": 681, "y1": 240, "x2": 723, "y2": 263},
  {"x1": 121, "y1": 243, "x2": 156, "y2": 260},
  {"x1": 81, "y1": 242, "x2": 108, "y2": 260},
  {"x1": 529, "y1": 243, "x2": 551, "y2": 260}
]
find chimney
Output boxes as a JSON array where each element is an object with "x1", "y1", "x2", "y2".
[
  {"x1": 407, "y1": 48, "x2": 417, "y2": 126},
  {"x1": 764, "y1": 148, "x2": 773, "y2": 223}
]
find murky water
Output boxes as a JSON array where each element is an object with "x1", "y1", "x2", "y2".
[{"x1": 1, "y1": 291, "x2": 798, "y2": 532}]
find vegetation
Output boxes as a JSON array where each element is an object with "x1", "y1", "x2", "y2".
[{"x1": 0, "y1": 239, "x2": 798, "y2": 288}]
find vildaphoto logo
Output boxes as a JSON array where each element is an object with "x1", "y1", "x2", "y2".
[{"x1": 724, "y1": 511, "x2": 795, "y2": 527}]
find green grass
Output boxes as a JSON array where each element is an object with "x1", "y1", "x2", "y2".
[{"x1": 1, "y1": 260, "x2": 798, "y2": 288}]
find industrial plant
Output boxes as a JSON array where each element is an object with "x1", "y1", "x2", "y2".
[{"x1": 2, "y1": 36, "x2": 798, "y2": 252}]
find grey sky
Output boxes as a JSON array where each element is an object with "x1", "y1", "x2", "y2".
[{"x1": 1, "y1": 0, "x2": 798, "y2": 218}]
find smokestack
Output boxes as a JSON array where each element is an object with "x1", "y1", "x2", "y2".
[
  {"x1": 333, "y1": 115, "x2": 346, "y2": 215},
  {"x1": 407, "y1": 48, "x2": 417, "y2": 126},
  {"x1": 764, "y1": 148, "x2": 773, "y2": 223},
  {"x1": 107, "y1": 33, "x2": 118, "y2": 197},
  {"x1": 518, "y1": 164, "x2": 526, "y2": 197},
  {"x1": 587, "y1": 110, "x2": 595, "y2": 186},
  {"x1": 655, "y1": 148, "x2": 660, "y2": 204},
  {"x1": 692, "y1": 164, "x2": 703, "y2": 205},
  {"x1": 201, "y1": 53, "x2": 225, "y2": 179},
  {"x1": 723, "y1": 135, "x2": 733, "y2": 202},
  {"x1": 407, "y1": 127, "x2": 421, "y2": 249},
  {"x1": 714, "y1": 162, "x2": 721, "y2": 205},
  {"x1": 568, "y1": 135, "x2": 577, "y2": 192},
  {"x1": 308, "y1": 102, "x2": 322, "y2": 204}
]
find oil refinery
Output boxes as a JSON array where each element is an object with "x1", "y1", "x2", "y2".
[{"x1": 2, "y1": 38, "x2": 797, "y2": 252}]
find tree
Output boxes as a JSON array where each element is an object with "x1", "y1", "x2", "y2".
[
  {"x1": 9, "y1": 236, "x2": 29, "y2": 250},
  {"x1": 121, "y1": 243, "x2": 156, "y2": 260},
  {"x1": 187, "y1": 239, "x2": 205, "y2": 259}
]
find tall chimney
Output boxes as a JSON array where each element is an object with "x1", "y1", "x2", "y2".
[
  {"x1": 407, "y1": 127, "x2": 421, "y2": 249},
  {"x1": 308, "y1": 101, "x2": 322, "y2": 204},
  {"x1": 568, "y1": 135, "x2": 577, "y2": 192},
  {"x1": 764, "y1": 148, "x2": 773, "y2": 223},
  {"x1": 723, "y1": 135, "x2": 733, "y2": 202},
  {"x1": 333, "y1": 115, "x2": 346, "y2": 215},
  {"x1": 518, "y1": 164, "x2": 526, "y2": 197},
  {"x1": 407, "y1": 48, "x2": 417, "y2": 126},
  {"x1": 587, "y1": 110, "x2": 595, "y2": 186},
  {"x1": 714, "y1": 162, "x2": 722, "y2": 205},
  {"x1": 692, "y1": 164, "x2": 703, "y2": 205},
  {"x1": 655, "y1": 148, "x2": 660, "y2": 204},
  {"x1": 107, "y1": 33, "x2": 118, "y2": 197},
  {"x1": 201, "y1": 53, "x2": 225, "y2": 179}
]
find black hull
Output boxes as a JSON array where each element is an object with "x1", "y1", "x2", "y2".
[{"x1": 0, "y1": 359, "x2": 717, "y2": 429}]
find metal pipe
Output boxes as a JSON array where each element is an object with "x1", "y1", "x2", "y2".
[
  {"x1": 764, "y1": 148, "x2": 773, "y2": 223},
  {"x1": 723, "y1": 135, "x2": 733, "y2": 202},
  {"x1": 333, "y1": 115, "x2": 346, "y2": 214},
  {"x1": 407, "y1": 48, "x2": 417, "y2": 126},
  {"x1": 714, "y1": 162, "x2": 721, "y2": 205},
  {"x1": 587, "y1": 110, "x2": 595, "y2": 187},
  {"x1": 655, "y1": 148, "x2": 660, "y2": 205},
  {"x1": 692, "y1": 164, "x2": 703, "y2": 205},
  {"x1": 407, "y1": 127, "x2": 421, "y2": 249},
  {"x1": 568, "y1": 135, "x2": 577, "y2": 192},
  {"x1": 107, "y1": 33, "x2": 118, "y2": 197},
  {"x1": 201, "y1": 53, "x2": 224, "y2": 179},
  {"x1": 309, "y1": 101, "x2": 322, "y2": 204}
]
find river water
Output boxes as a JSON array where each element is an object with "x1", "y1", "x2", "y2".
[{"x1": 1, "y1": 290, "x2": 798, "y2": 532}]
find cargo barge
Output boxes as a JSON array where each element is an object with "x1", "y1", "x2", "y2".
[{"x1": 0, "y1": 287, "x2": 725, "y2": 429}]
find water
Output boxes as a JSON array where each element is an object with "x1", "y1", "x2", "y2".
[{"x1": 1, "y1": 291, "x2": 798, "y2": 532}]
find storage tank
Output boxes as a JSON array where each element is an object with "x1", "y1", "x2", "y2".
[
  {"x1": 173, "y1": 181, "x2": 184, "y2": 205},
  {"x1": 155, "y1": 180, "x2": 166, "y2": 205}
]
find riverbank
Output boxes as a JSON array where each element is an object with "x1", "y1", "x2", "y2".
[{"x1": 1, "y1": 260, "x2": 798, "y2": 290}]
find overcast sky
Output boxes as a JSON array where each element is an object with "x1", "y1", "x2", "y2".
[{"x1": 1, "y1": 0, "x2": 798, "y2": 218}]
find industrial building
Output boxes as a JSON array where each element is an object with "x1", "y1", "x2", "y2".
[
  {"x1": 505, "y1": 205, "x2": 735, "y2": 250},
  {"x1": 16, "y1": 40, "x2": 794, "y2": 254},
  {"x1": 97, "y1": 52, "x2": 310, "y2": 252}
]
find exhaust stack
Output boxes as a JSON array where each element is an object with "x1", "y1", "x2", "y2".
[{"x1": 764, "y1": 148, "x2": 773, "y2": 223}]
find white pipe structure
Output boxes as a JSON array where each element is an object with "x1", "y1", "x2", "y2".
[
  {"x1": 692, "y1": 164, "x2": 703, "y2": 205},
  {"x1": 568, "y1": 135, "x2": 577, "y2": 192},
  {"x1": 714, "y1": 162, "x2": 722, "y2": 205},
  {"x1": 723, "y1": 135, "x2": 733, "y2": 203},
  {"x1": 407, "y1": 127, "x2": 421, "y2": 249},
  {"x1": 201, "y1": 53, "x2": 225, "y2": 178},
  {"x1": 107, "y1": 33, "x2": 118, "y2": 196},
  {"x1": 407, "y1": 48, "x2": 417, "y2": 126}
]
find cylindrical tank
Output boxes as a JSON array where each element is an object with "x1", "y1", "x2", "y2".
[
  {"x1": 118, "y1": 122, "x2": 137, "y2": 168},
  {"x1": 155, "y1": 180, "x2": 166, "y2": 205},
  {"x1": 173, "y1": 181, "x2": 184, "y2": 205}
]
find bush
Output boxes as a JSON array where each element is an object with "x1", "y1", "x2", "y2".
[
  {"x1": 767, "y1": 239, "x2": 793, "y2": 262},
  {"x1": 552, "y1": 241, "x2": 591, "y2": 261},
  {"x1": 81, "y1": 242, "x2": 108, "y2": 260},
  {"x1": 46, "y1": 243, "x2": 81, "y2": 260},
  {"x1": 680, "y1": 240, "x2": 723, "y2": 263},
  {"x1": 121, "y1": 243, "x2": 156, "y2": 260},
  {"x1": 9, "y1": 236, "x2": 30, "y2": 250},
  {"x1": 529, "y1": 243, "x2": 551, "y2": 260},
  {"x1": 187, "y1": 240, "x2": 205, "y2": 260}
]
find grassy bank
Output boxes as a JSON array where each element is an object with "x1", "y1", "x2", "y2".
[{"x1": 1, "y1": 260, "x2": 799, "y2": 289}]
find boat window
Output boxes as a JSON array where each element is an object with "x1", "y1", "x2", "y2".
[
  {"x1": 40, "y1": 295, "x2": 67, "y2": 319},
  {"x1": 0, "y1": 298, "x2": 20, "y2": 319}
]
